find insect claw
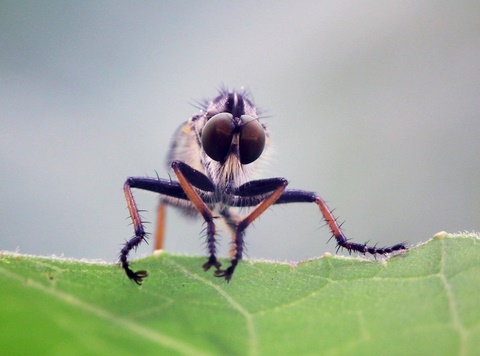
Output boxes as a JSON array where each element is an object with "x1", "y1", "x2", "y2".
[
  {"x1": 127, "y1": 269, "x2": 148, "y2": 285},
  {"x1": 214, "y1": 267, "x2": 233, "y2": 282},
  {"x1": 202, "y1": 255, "x2": 221, "y2": 271}
]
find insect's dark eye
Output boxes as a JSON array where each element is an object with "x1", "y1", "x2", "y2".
[
  {"x1": 239, "y1": 115, "x2": 266, "y2": 164},
  {"x1": 201, "y1": 113, "x2": 235, "y2": 162}
]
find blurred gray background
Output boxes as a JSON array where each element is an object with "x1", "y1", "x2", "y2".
[{"x1": 1, "y1": 1, "x2": 479, "y2": 264}]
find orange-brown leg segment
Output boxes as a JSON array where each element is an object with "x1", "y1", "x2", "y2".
[
  {"x1": 154, "y1": 202, "x2": 167, "y2": 252},
  {"x1": 120, "y1": 180, "x2": 149, "y2": 285},
  {"x1": 314, "y1": 196, "x2": 345, "y2": 243}
]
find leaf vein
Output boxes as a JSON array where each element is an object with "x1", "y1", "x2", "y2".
[
  {"x1": 167, "y1": 259, "x2": 259, "y2": 356},
  {"x1": 439, "y1": 238, "x2": 468, "y2": 356}
]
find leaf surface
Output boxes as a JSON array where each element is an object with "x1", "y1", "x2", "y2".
[{"x1": 1, "y1": 233, "x2": 479, "y2": 355}]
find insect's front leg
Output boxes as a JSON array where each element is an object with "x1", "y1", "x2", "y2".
[
  {"x1": 121, "y1": 180, "x2": 149, "y2": 285},
  {"x1": 215, "y1": 178, "x2": 289, "y2": 281},
  {"x1": 170, "y1": 161, "x2": 222, "y2": 272},
  {"x1": 121, "y1": 176, "x2": 189, "y2": 285},
  {"x1": 275, "y1": 190, "x2": 408, "y2": 255}
]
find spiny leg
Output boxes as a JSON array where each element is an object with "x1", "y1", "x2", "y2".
[
  {"x1": 215, "y1": 178, "x2": 288, "y2": 281},
  {"x1": 121, "y1": 176, "x2": 190, "y2": 284},
  {"x1": 275, "y1": 190, "x2": 407, "y2": 255},
  {"x1": 121, "y1": 180, "x2": 149, "y2": 285},
  {"x1": 171, "y1": 161, "x2": 221, "y2": 271}
]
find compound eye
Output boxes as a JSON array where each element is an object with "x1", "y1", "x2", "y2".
[
  {"x1": 201, "y1": 113, "x2": 235, "y2": 162},
  {"x1": 239, "y1": 115, "x2": 266, "y2": 164}
]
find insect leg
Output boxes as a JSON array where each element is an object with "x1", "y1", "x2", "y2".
[
  {"x1": 215, "y1": 178, "x2": 289, "y2": 281},
  {"x1": 152, "y1": 162, "x2": 215, "y2": 250},
  {"x1": 154, "y1": 202, "x2": 167, "y2": 252},
  {"x1": 121, "y1": 177, "x2": 189, "y2": 285},
  {"x1": 275, "y1": 190, "x2": 407, "y2": 255},
  {"x1": 171, "y1": 161, "x2": 221, "y2": 272}
]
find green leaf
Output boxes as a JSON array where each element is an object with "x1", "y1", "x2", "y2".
[{"x1": 1, "y1": 233, "x2": 479, "y2": 355}]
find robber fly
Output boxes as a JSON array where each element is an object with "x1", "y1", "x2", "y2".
[{"x1": 120, "y1": 89, "x2": 407, "y2": 285}]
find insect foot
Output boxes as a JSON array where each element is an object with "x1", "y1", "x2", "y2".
[
  {"x1": 214, "y1": 259, "x2": 238, "y2": 282},
  {"x1": 202, "y1": 255, "x2": 222, "y2": 271},
  {"x1": 214, "y1": 268, "x2": 235, "y2": 282},
  {"x1": 128, "y1": 269, "x2": 148, "y2": 285}
]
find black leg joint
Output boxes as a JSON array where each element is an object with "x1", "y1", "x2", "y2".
[
  {"x1": 126, "y1": 177, "x2": 188, "y2": 199},
  {"x1": 233, "y1": 178, "x2": 288, "y2": 197},
  {"x1": 171, "y1": 161, "x2": 215, "y2": 192}
]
